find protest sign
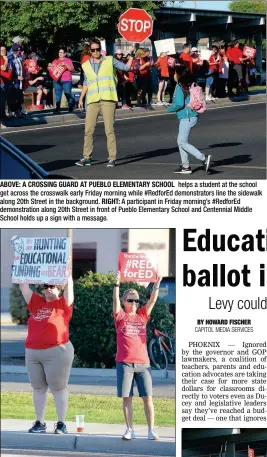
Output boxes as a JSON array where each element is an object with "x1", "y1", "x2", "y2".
[
  {"x1": 243, "y1": 46, "x2": 256, "y2": 59},
  {"x1": 154, "y1": 39, "x2": 175, "y2": 56},
  {"x1": 200, "y1": 49, "x2": 212, "y2": 61},
  {"x1": 25, "y1": 59, "x2": 41, "y2": 74},
  {"x1": 48, "y1": 60, "x2": 66, "y2": 81},
  {"x1": 0, "y1": 67, "x2": 12, "y2": 81},
  {"x1": 118, "y1": 252, "x2": 158, "y2": 282},
  {"x1": 100, "y1": 40, "x2": 107, "y2": 56},
  {"x1": 11, "y1": 236, "x2": 70, "y2": 284}
]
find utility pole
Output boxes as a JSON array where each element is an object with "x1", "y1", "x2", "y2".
[{"x1": 194, "y1": 0, "x2": 197, "y2": 8}]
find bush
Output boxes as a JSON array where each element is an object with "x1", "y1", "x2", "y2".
[
  {"x1": 9, "y1": 284, "x2": 42, "y2": 325},
  {"x1": 70, "y1": 271, "x2": 174, "y2": 368}
]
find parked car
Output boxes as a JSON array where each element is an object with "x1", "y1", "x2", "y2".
[
  {"x1": 0, "y1": 137, "x2": 72, "y2": 179},
  {"x1": 72, "y1": 60, "x2": 82, "y2": 87}
]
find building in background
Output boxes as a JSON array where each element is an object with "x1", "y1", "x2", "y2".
[{"x1": 0, "y1": 228, "x2": 175, "y2": 312}]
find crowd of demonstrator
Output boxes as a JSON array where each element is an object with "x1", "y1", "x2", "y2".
[{"x1": 0, "y1": 35, "x2": 261, "y2": 124}]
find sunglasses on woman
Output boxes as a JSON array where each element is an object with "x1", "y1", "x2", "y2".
[
  {"x1": 43, "y1": 284, "x2": 56, "y2": 289},
  {"x1": 126, "y1": 299, "x2": 139, "y2": 304},
  {"x1": 91, "y1": 47, "x2": 101, "y2": 53}
]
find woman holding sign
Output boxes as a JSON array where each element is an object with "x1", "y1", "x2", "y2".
[
  {"x1": 49, "y1": 47, "x2": 74, "y2": 113},
  {"x1": 19, "y1": 275, "x2": 74, "y2": 434},
  {"x1": 113, "y1": 271, "x2": 161, "y2": 441}
]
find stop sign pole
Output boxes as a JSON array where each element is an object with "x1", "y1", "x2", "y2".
[{"x1": 118, "y1": 8, "x2": 153, "y2": 44}]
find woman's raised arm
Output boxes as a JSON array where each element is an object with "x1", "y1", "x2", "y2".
[{"x1": 113, "y1": 271, "x2": 121, "y2": 314}]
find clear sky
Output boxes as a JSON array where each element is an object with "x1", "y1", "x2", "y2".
[{"x1": 173, "y1": 1, "x2": 230, "y2": 11}]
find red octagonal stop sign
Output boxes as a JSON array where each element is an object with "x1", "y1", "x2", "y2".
[{"x1": 118, "y1": 8, "x2": 153, "y2": 43}]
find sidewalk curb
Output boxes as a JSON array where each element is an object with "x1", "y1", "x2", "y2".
[
  {"x1": 1, "y1": 431, "x2": 175, "y2": 456},
  {"x1": 1, "y1": 94, "x2": 265, "y2": 129},
  {"x1": 0, "y1": 364, "x2": 175, "y2": 380}
]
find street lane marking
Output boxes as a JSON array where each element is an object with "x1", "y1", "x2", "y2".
[{"x1": 1, "y1": 101, "x2": 265, "y2": 135}]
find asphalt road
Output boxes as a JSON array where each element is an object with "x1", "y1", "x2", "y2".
[
  {"x1": 1, "y1": 372, "x2": 175, "y2": 398},
  {"x1": 2, "y1": 102, "x2": 266, "y2": 179}
]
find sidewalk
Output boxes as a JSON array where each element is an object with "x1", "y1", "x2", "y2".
[
  {"x1": 1, "y1": 420, "x2": 175, "y2": 456},
  {"x1": 1, "y1": 91, "x2": 265, "y2": 129}
]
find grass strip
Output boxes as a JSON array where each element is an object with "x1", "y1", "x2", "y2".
[{"x1": 1, "y1": 392, "x2": 175, "y2": 427}]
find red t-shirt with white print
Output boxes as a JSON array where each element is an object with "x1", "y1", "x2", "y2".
[
  {"x1": 25, "y1": 292, "x2": 72, "y2": 350},
  {"x1": 114, "y1": 307, "x2": 150, "y2": 364}
]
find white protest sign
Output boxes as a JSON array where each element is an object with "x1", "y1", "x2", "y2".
[
  {"x1": 11, "y1": 236, "x2": 70, "y2": 284},
  {"x1": 154, "y1": 38, "x2": 175, "y2": 56},
  {"x1": 100, "y1": 40, "x2": 107, "y2": 56},
  {"x1": 200, "y1": 49, "x2": 212, "y2": 61}
]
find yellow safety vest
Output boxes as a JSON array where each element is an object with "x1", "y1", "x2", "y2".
[{"x1": 82, "y1": 56, "x2": 118, "y2": 104}]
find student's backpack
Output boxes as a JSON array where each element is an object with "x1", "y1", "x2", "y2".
[{"x1": 187, "y1": 82, "x2": 207, "y2": 114}]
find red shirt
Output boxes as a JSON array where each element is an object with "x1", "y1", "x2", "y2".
[
  {"x1": 227, "y1": 46, "x2": 243, "y2": 64},
  {"x1": 209, "y1": 55, "x2": 220, "y2": 72},
  {"x1": 179, "y1": 52, "x2": 193, "y2": 72},
  {"x1": 25, "y1": 293, "x2": 72, "y2": 350},
  {"x1": 156, "y1": 56, "x2": 169, "y2": 78},
  {"x1": 81, "y1": 55, "x2": 90, "y2": 64},
  {"x1": 114, "y1": 307, "x2": 150, "y2": 364}
]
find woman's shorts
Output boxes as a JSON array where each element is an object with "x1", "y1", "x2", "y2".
[
  {"x1": 24, "y1": 87, "x2": 38, "y2": 93},
  {"x1": 158, "y1": 76, "x2": 169, "y2": 82},
  {"x1": 116, "y1": 362, "x2": 153, "y2": 397}
]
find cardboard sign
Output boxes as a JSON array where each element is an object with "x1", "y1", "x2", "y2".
[
  {"x1": 48, "y1": 60, "x2": 66, "y2": 81},
  {"x1": 25, "y1": 59, "x2": 41, "y2": 74},
  {"x1": 11, "y1": 236, "x2": 70, "y2": 284},
  {"x1": 200, "y1": 49, "x2": 212, "y2": 61},
  {"x1": 154, "y1": 39, "x2": 175, "y2": 57},
  {"x1": 243, "y1": 46, "x2": 256, "y2": 59},
  {"x1": 100, "y1": 40, "x2": 107, "y2": 56},
  {"x1": 118, "y1": 252, "x2": 158, "y2": 282}
]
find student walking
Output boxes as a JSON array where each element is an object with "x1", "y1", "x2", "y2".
[
  {"x1": 167, "y1": 66, "x2": 212, "y2": 175},
  {"x1": 113, "y1": 271, "x2": 162, "y2": 441},
  {"x1": 19, "y1": 276, "x2": 74, "y2": 434},
  {"x1": 76, "y1": 38, "x2": 133, "y2": 168}
]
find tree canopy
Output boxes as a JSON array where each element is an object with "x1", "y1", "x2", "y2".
[
  {"x1": 229, "y1": 0, "x2": 266, "y2": 13},
  {"x1": 0, "y1": 0, "x2": 178, "y2": 53}
]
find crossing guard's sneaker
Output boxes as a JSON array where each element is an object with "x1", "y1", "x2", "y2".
[
  {"x1": 107, "y1": 160, "x2": 115, "y2": 168},
  {"x1": 75, "y1": 157, "x2": 92, "y2": 167},
  {"x1": 122, "y1": 428, "x2": 136, "y2": 440},
  {"x1": 54, "y1": 421, "x2": 68, "y2": 434},
  {"x1": 148, "y1": 429, "x2": 160, "y2": 440},
  {"x1": 28, "y1": 420, "x2": 47, "y2": 433}
]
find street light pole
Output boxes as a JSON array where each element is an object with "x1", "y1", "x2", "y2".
[{"x1": 194, "y1": 0, "x2": 197, "y2": 8}]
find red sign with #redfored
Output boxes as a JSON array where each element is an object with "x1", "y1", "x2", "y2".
[
  {"x1": 243, "y1": 46, "x2": 256, "y2": 59},
  {"x1": 118, "y1": 252, "x2": 158, "y2": 282}
]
